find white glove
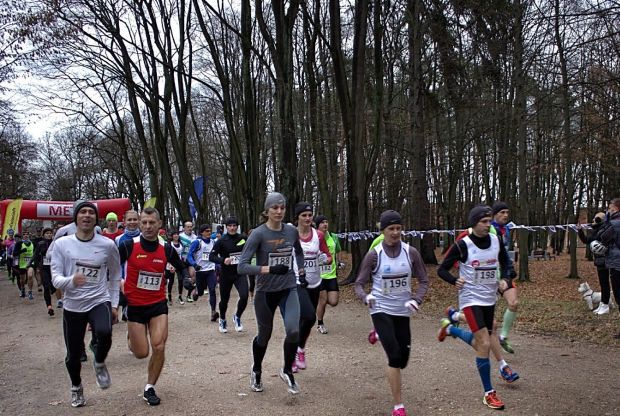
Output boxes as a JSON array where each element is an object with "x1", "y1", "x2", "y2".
[
  {"x1": 365, "y1": 294, "x2": 377, "y2": 308},
  {"x1": 318, "y1": 252, "x2": 328, "y2": 265},
  {"x1": 405, "y1": 299, "x2": 419, "y2": 314}
]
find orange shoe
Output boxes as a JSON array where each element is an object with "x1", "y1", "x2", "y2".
[
  {"x1": 437, "y1": 318, "x2": 451, "y2": 342},
  {"x1": 483, "y1": 390, "x2": 505, "y2": 410}
]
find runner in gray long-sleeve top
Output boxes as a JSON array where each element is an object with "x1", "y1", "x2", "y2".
[{"x1": 237, "y1": 192, "x2": 305, "y2": 395}]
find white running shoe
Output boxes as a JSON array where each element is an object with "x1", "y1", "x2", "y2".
[
  {"x1": 233, "y1": 315, "x2": 243, "y2": 332},
  {"x1": 595, "y1": 303, "x2": 610, "y2": 315},
  {"x1": 70, "y1": 384, "x2": 85, "y2": 407},
  {"x1": 219, "y1": 318, "x2": 228, "y2": 333},
  {"x1": 279, "y1": 369, "x2": 300, "y2": 394}
]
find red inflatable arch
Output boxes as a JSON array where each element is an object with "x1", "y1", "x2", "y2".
[{"x1": 0, "y1": 198, "x2": 131, "y2": 231}]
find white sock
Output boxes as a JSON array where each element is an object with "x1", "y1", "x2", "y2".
[
  {"x1": 452, "y1": 311, "x2": 461, "y2": 322},
  {"x1": 145, "y1": 384, "x2": 155, "y2": 391},
  {"x1": 394, "y1": 404, "x2": 404, "y2": 410},
  {"x1": 499, "y1": 359, "x2": 507, "y2": 370}
]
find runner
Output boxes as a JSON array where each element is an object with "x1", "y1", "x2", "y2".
[
  {"x1": 116, "y1": 210, "x2": 141, "y2": 321},
  {"x1": 165, "y1": 230, "x2": 185, "y2": 305},
  {"x1": 179, "y1": 221, "x2": 197, "y2": 303},
  {"x1": 16, "y1": 231, "x2": 35, "y2": 300},
  {"x1": 314, "y1": 215, "x2": 341, "y2": 334},
  {"x1": 187, "y1": 224, "x2": 218, "y2": 320},
  {"x1": 50, "y1": 201, "x2": 121, "y2": 408},
  {"x1": 102, "y1": 212, "x2": 123, "y2": 241},
  {"x1": 354, "y1": 210, "x2": 429, "y2": 416},
  {"x1": 118, "y1": 207, "x2": 186, "y2": 406},
  {"x1": 436, "y1": 205, "x2": 513, "y2": 410},
  {"x1": 292, "y1": 203, "x2": 332, "y2": 372},
  {"x1": 34, "y1": 227, "x2": 57, "y2": 316},
  {"x1": 490, "y1": 202, "x2": 519, "y2": 353},
  {"x1": 209, "y1": 216, "x2": 249, "y2": 333},
  {"x1": 238, "y1": 192, "x2": 305, "y2": 394}
]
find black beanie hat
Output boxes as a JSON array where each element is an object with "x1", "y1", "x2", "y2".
[
  {"x1": 294, "y1": 202, "x2": 313, "y2": 218},
  {"x1": 314, "y1": 215, "x2": 328, "y2": 228},
  {"x1": 225, "y1": 216, "x2": 239, "y2": 226},
  {"x1": 380, "y1": 210, "x2": 402, "y2": 230},
  {"x1": 73, "y1": 201, "x2": 99, "y2": 224},
  {"x1": 468, "y1": 205, "x2": 493, "y2": 227},
  {"x1": 199, "y1": 224, "x2": 212, "y2": 234},
  {"x1": 492, "y1": 201, "x2": 510, "y2": 216}
]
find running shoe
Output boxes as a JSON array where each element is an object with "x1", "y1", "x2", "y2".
[
  {"x1": 483, "y1": 390, "x2": 505, "y2": 410},
  {"x1": 143, "y1": 387, "x2": 161, "y2": 406},
  {"x1": 317, "y1": 324, "x2": 328, "y2": 334},
  {"x1": 445, "y1": 305, "x2": 460, "y2": 326},
  {"x1": 292, "y1": 363, "x2": 299, "y2": 373},
  {"x1": 279, "y1": 368, "x2": 300, "y2": 394},
  {"x1": 27, "y1": 291, "x2": 33, "y2": 300},
  {"x1": 219, "y1": 318, "x2": 228, "y2": 333},
  {"x1": 295, "y1": 349, "x2": 306, "y2": 370},
  {"x1": 167, "y1": 295, "x2": 172, "y2": 306},
  {"x1": 186, "y1": 295, "x2": 194, "y2": 303},
  {"x1": 250, "y1": 370, "x2": 263, "y2": 392},
  {"x1": 93, "y1": 361, "x2": 111, "y2": 389},
  {"x1": 392, "y1": 408, "x2": 408, "y2": 416},
  {"x1": 178, "y1": 295, "x2": 185, "y2": 305},
  {"x1": 57, "y1": 299, "x2": 63, "y2": 308},
  {"x1": 211, "y1": 311, "x2": 220, "y2": 322},
  {"x1": 19, "y1": 288, "x2": 25, "y2": 298},
  {"x1": 499, "y1": 337, "x2": 515, "y2": 354},
  {"x1": 233, "y1": 315, "x2": 243, "y2": 332},
  {"x1": 70, "y1": 384, "x2": 85, "y2": 407},
  {"x1": 47, "y1": 307, "x2": 54, "y2": 316},
  {"x1": 192, "y1": 290, "x2": 199, "y2": 302},
  {"x1": 368, "y1": 328, "x2": 379, "y2": 345},
  {"x1": 437, "y1": 318, "x2": 451, "y2": 342},
  {"x1": 499, "y1": 365, "x2": 520, "y2": 383}
]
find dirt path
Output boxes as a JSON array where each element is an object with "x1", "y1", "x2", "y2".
[{"x1": 0, "y1": 272, "x2": 618, "y2": 416}]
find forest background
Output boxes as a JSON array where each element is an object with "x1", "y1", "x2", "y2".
[{"x1": 1, "y1": 0, "x2": 619, "y2": 274}]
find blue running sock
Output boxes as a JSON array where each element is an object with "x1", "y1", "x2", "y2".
[
  {"x1": 476, "y1": 357, "x2": 493, "y2": 392},
  {"x1": 449, "y1": 326, "x2": 473, "y2": 345}
]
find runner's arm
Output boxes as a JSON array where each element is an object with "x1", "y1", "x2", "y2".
[
  {"x1": 437, "y1": 241, "x2": 466, "y2": 285},
  {"x1": 208, "y1": 239, "x2": 225, "y2": 264},
  {"x1": 106, "y1": 242, "x2": 122, "y2": 308},
  {"x1": 186, "y1": 240, "x2": 200, "y2": 267},
  {"x1": 408, "y1": 247, "x2": 429, "y2": 304},
  {"x1": 166, "y1": 244, "x2": 186, "y2": 271},
  {"x1": 238, "y1": 231, "x2": 262, "y2": 275}
]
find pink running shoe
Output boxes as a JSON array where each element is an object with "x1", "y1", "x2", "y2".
[
  {"x1": 292, "y1": 363, "x2": 299, "y2": 373},
  {"x1": 368, "y1": 329, "x2": 380, "y2": 345},
  {"x1": 391, "y1": 407, "x2": 407, "y2": 416},
  {"x1": 295, "y1": 350, "x2": 306, "y2": 370}
]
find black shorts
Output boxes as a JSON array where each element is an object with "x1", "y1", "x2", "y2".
[
  {"x1": 320, "y1": 278, "x2": 339, "y2": 292},
  {"x1": 462, "y1": 304, "x2": 495, "y2": 334},
  {"x1": 127, "y1": 300, "x2": 168, "y2": 324}
]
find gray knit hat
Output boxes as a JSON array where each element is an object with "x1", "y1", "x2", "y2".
[
  {"x1": 73, "y1": 200, "x2": 99, "y2": 223},
  {"x1": 264, "y1": 192, "x2": 286, "y2": 211}
]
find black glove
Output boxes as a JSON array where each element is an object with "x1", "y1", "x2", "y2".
[
  {"x1": 194, "y1": 265, "x2": 201, "y2": 271},
  {"x1": 269, "y1": 264, "x2": 289, "y2": 275},
  {"x1": 298, "y1": 272, "x2": 308, "y2": 288}
]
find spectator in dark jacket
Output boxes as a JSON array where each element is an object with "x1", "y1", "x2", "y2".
[{"x1": 578, "y1": 212, "x2": 610, "y2": 314}]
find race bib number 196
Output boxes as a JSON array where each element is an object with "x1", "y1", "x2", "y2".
[{"x1": 381, "y1": 273, "x2": 410, "y2": 295}]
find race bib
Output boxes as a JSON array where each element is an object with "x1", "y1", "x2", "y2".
[
  {"x1": 268, "y1": 251, "x2": 292, "y2": 268},
  {"x1": 23, "y1": 256, "x2": 32, "y2": 264},
  {"x1": 75, "y1": 262, "x2": 102, "y2": 283},
  {"x1": 473, "y1": 267, "x2": 497, "y2": 285},
  {"x1": 202, "y1": 251, "x2": 210, "y2": 261},
  {"x1": 319, "y1": 263, "x2": 332, "y2": 275},
  {"x1": 381, "y1": 273, "x2": 410, "y2": 295},
  {"x1": 43, "y1": 258, "x2": 51, "y2": 266},
  {"x1": 137, "y1": 270, "x2": 163, "y2": 291},
  {"x1": 229, "y1": 252, "x2": 242, "y2": 265},
  {"x1": 304, "y1": 256, "x2": 318, "y2": 274}
]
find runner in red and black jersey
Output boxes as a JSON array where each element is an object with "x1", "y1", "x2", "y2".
[{"x1": 118, "y1": 207, "x2": 186, "y2": 406}]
